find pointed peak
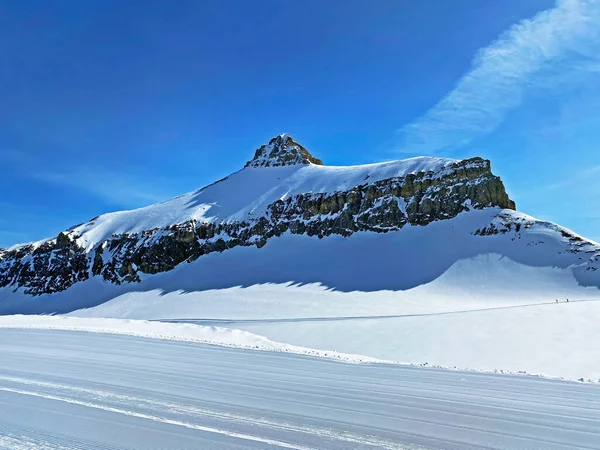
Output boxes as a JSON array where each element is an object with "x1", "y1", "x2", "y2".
[
  {"x1": 270, "y1": 133, "x2": 291, "y2": 143},
  {"x1": 245, "y1": 134, "x2": 324, "y2": 168}
]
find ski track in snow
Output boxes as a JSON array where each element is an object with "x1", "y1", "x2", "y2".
[
  {"x1": 158, "y1": 296, "x2": 600, "y2": 325},
  {"x1": 1, "y1": 329, "x2": 600, "y2": 450}
]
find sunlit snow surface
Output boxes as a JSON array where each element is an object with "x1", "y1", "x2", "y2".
[{"x1": 1, "y1": 328, "x2": 600, "y2": 450}]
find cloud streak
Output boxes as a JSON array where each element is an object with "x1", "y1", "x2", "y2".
[
  {"x1": 33, "y1": 169, "x2": 177, "y2": 207},
  {"x1": 397, "y1": 0, "x2": 600, "y2": 154},
  {"x1": 543, "y1": 164, "x2": 600, "y2": 191},
  {"x1": 3, "y1": 149, "x2": 180, "y2": 208}
]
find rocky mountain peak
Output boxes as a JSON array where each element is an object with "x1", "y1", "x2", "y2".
[{"x1": 245, "y1": 134, "x2": 324, "y2": 168}]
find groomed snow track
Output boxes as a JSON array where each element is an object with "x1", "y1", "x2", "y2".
[{"x1": 1, "y1": 329, "x2": 599, "y2": 450}]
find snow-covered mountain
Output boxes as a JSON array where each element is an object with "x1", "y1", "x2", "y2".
[{"x1": 0, "y1": 134, "x2": 598, "y2": 315}]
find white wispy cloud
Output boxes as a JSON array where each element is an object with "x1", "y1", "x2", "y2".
[
  {"x1": 542, "y1": 164, "x2": 600, "y2": 191},
  {"x1": 4, "y1": 149, "x2": 179, "y2": 208},
  {"x1": 397, "y1": 0, "x2": 600, "y2": 154},
  {"x1": 33, "y1": 170, "x2": 176, "y2": 207}
]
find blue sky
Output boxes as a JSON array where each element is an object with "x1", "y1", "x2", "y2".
[{"x1": 1, "y1": 0, "x2": 599, "y2": 247}]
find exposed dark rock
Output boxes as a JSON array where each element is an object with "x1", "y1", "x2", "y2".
[
  {"x1": 245, "y1": 134, "x2": 324, "y2": 168},
  {"x1": 473, "y1": 212, "x2": 599, "y2": 260},
  {"x1": 0, "y1": 233, "x2": 89, "y2": 295}
]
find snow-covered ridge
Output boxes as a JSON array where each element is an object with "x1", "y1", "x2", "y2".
[
  {"x1": 71, "y1": 155, "x2": 463, "y2": 249},
  {"x1": 6, "y1": 153, "x2": 463, "y2": 254}
]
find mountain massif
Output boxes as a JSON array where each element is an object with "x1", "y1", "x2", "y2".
[{"x1": 0, "y1": 134, "x2": 598, "y2": 313}]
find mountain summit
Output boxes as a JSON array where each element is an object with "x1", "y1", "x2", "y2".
[{"x1": 245, "y1": 134, "x2": 324, "y2": 168}]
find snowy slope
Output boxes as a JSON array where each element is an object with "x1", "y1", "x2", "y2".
[
  {"x1": 60, "y1": 156, "x2": 458, "y2": 251},
  {"x1": 2, "y1": 327, "x2": 600, "y2": 450}
]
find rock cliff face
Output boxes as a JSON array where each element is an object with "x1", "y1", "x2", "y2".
[
  {"x1": 0, "y1": 233, "x2": 89, "y2": 295},
  {"x1": 0, "y1": 135, "x2": 516, "y2": 296}
]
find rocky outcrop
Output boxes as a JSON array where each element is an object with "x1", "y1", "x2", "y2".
[
  {"x1": 0, "y1": 152, "x2": 516, "y2": 296},
  {"x1": 472, "y1": 212, "x2": 600, "y2": 275},
  {"x1": 0, "y1": 232, "x2": 89, "y2": 295},
  {"x1": 245, "y1": 134, "x2": 324, "y2": 167}
]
